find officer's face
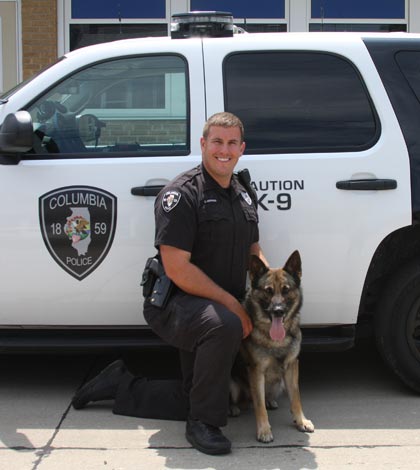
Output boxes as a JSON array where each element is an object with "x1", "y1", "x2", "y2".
[{"x1": 200, "y1": 125, "x2": 245, "y2": 188}]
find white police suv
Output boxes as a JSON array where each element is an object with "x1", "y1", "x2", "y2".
[{"x1": 1, "y1": 12, "x2": 420, "y2": 392}]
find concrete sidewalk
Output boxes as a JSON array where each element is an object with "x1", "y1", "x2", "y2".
[{"x1": 1, "y1": 347, "x2": 420, "y2": 469}]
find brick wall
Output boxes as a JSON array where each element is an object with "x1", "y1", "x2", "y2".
[
  {"x1": 100, "y1": 120, "x2": 187, "y2": 146},
  {"x1": 22, "y1": 0, "x2": 57, "y2": 80}
]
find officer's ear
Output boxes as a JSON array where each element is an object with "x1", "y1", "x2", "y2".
[
  {"x1": 239, "y1": 141, "x2": 246, "y2": 156},
  {"x1": 200, "y1": 136, "x2": 206, "y2": 152}
]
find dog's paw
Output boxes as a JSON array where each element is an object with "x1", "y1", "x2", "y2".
[
  {"x1": 257, "y1": 425, "x2": 274, "y2": 443},
  {"x1": 266, "y1": 399, "x2": 278, "y2": 410},
  {"x1": 295, "y1": 418, "x2": 314, "y2": 433}
]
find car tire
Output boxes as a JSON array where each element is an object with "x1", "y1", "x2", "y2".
[{"x1": 375, "y1": 258, "x2": 420, "y2": 393}]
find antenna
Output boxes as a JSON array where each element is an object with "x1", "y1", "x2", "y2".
[{"x1": 118, "y1": 2, "x2": 122, "y2": 34}]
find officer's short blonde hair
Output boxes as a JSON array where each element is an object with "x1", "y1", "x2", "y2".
[{"x1": 202, "y1": 112, "x2": 244, "y2": 143}]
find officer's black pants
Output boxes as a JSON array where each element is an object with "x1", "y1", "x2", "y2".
[{"x1": 112, "y1": 292, "x2": 243, "y2": 427}]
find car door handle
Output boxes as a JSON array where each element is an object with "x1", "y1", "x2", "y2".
[
  {"x1": 336, "y1": 179, "x2": 397, "y2": 191},
  {"x1": 131, "y1": 185, "x2": 164, "y2": 196}
]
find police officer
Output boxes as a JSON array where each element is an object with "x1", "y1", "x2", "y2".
[{"x1": 72, "y1": 112, "x2": 266, "y2": 456}]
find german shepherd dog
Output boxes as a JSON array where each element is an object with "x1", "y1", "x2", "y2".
[{"x1": 230, "y1": 251, "x2": 314, "y2": 443}]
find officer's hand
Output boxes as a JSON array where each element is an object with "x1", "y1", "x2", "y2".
[
  {"x1": 239, "y1": 311, "x2": 253, "y2": 338},
  {"x1": 231, "y1": 303, "x2": 253, "y2": 338}
]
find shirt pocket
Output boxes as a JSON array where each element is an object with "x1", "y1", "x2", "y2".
[
  {"x1": 197, "y1": 203, "x2": 233, "y2": 243},
  {"x1": 241, "y1": 203, "x2": 259, "y2": 224}
]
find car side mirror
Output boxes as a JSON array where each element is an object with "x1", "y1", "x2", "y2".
[{"x1": 0, "y1": 111, "x2": 34, "y2": 154}]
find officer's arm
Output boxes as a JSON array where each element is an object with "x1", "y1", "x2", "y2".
[
  {"x1": 159, "y1": 244, "x2": 253, "y2": 338},
  {"x1": 250, "y1": 242, "x2": 269, "y2": 267}
]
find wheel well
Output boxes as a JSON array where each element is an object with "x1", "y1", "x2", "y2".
[{"x1": 357, "y1": 224, "x2": 420, "y2": 337}]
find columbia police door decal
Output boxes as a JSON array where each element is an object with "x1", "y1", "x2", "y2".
[{"x1": 39, "y1": 186, "x2": 117, "y2": 280}]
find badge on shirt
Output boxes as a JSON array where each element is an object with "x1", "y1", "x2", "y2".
[
  {"x1": 162, "y1": 190, "x2": 182, "y2": 212},
  {"x1": 241, "y1": 191, "x2": 253, "y2": 206}
]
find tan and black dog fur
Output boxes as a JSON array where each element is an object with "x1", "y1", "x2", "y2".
[{"x1": 230, "y1": 251, "x2": 314, "y2": 443}]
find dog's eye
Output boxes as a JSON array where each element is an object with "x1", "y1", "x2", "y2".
[
  {"x1": 282, "y1": 285, "x2": 290, "y2": 295},
  {"x1": 264, "y1": 286, "x2": 274, "y2": 295}
]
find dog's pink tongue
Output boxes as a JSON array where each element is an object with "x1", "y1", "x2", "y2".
[{"x1": 270, "y1": 317, "x2": 286, "y2": 341}]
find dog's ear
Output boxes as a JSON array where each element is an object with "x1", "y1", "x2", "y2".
[
  {"x1": 284, "y1": 250, "x2": 302, "y2": 287},
  {"x1": 249, "y1": 254, "x2": 269, "y2": 286}
]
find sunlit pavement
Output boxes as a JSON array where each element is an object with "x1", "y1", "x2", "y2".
[{"x1": 0, "y1": 344, "x2": 419, "y2": 470}]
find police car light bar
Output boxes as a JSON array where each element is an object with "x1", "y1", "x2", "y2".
[{"x1": 171, "y1": 11, "x2": 234, "y2": 39}]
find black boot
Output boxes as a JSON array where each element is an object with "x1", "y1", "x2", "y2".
[
  {"x1": 186, "y1": 417, "x2": 231, "y2": 455},
  {"x1": 72, "y1": 359, "x2": 127, "y2": 409}
]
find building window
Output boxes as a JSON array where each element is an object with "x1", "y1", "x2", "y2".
[
  {"x1": 70, "y1": 24, "x2": 167, "y2": 50},
  {"x1": 190, "y1": 0, "x2": 285, "y2": 18},
  {"x1": 310, "y1": 0, "x2": 406, "y2": 33},
  {"x1": 311, "y1": 0, "x2": 405, "y2": 19},
  {"x1": 309, "y1": 24, "x2": 407, "y2": 32},
  {"x1": 235, "y1": 23, "x2": 287, "y2": 33},
  {"x1": 190, "y1": 0, "x2": 287, "y2": 33},
  {"x1": 71, "y1": 0, "x2": 166, "y2": 19},
  {"x1": 68, "y1": 0, "x2": 167, "y2": 52}
]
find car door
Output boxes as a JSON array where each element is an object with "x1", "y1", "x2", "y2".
[
  {"x1": 203, "y1": 35, "x2": 412, "y2": 326},
  {"x1": 0, "y1": 46, "x2": 205, "y2": 326}
]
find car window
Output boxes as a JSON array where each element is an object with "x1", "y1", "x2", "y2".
[
  {"x1": 224, "y1": 51, "x2": 378, "y2": 153},
  {"x1": 26, "y1": 54, "x2": 189, "y2": 157},
  {"x1": 395, "y1": 51, "x2": 420, "y2": 105}
]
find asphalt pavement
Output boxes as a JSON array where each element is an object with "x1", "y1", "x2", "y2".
[{"x1": 0, "y1": 343, "x2": 419, "y2": 470}]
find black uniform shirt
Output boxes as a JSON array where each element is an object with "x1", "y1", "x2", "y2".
[{"x1": 154, "y1": 164, "x2": 259, "y2": 300}]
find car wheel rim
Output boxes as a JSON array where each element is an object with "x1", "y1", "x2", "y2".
[{"x1": 406, "y1": 296, "x2": 420, "y2": 361}]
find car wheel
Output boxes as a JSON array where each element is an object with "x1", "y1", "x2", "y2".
[{"x1": 375, "y1": 259, "x2": 420, "y2": 392}]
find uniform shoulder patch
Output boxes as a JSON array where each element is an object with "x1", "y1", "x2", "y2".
[{"x1": 162, "y1": 190, "x2": 182, "y2": 212}]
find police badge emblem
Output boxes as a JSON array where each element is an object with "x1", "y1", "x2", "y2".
[
  {"x1": 39, "y1": 186, "x2": 117, "y2": 280},
  {"x1": 242, "y1": 191, "x2": 253, "y2": 206},
  {"x1": 162, "y1": 190, "x2": 181, "y2": 212}
]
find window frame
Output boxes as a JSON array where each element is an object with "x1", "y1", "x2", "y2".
[{"x1": 22, "y1": 53, "x2": 191, "y2": 160}]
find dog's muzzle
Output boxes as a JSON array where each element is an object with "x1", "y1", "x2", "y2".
[{"x1": 271, "y1": 303, "x2": 285, "y2": 317}]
